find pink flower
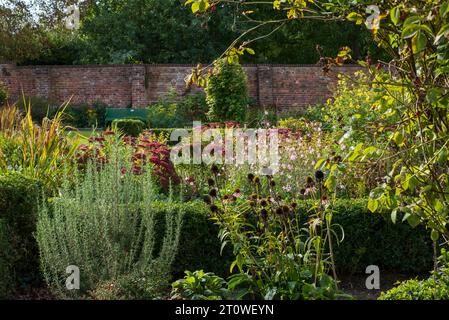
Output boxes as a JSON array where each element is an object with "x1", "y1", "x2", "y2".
[
  {"x1": 149, "y1": 156, "x2": 160, "y2": 164},
  {"x1": 78, "y1": 144, "x2": 89, "y2": 151}
]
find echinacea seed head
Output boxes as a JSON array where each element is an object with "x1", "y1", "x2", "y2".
[
  {"x1": 315, "y1": 170, "x2": 324, "y2": 181},
  {"x1": 209, "y1": 188, "x2": 218, "y2": 197},
  {"x1": 203, "y1": 195, "x2": 212, "y2": 205},
  {"x1": 211, "y1": 165, "x2": 219, "y2": 174}
]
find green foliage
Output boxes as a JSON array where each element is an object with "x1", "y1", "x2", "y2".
[
  {"x1": 204, "y1": 171, "x2": 343, "y2": 300},
  {"x1": 0, "y1": 83, "x2": 8, "y2": 106},
  {"x1": 90, "y1": 272, "x2": 171, "y2": 300},
  {"x1": 0, "y1": 172, "x2": 43, "y2": 293},
  {"x1": 296, "y1": 199, "x2": 433, "y2": 274},
  {"x1": 63, "y1": 103, "x2": 106, "y2": 128},
  {"x1": 63, "y1": 104, "x2": 90, "y2": 128},
  {"x1": 147, "y1": 93, "x2": 178, "y2": 128},
  {"x1": 379, "y1": 278, "x2": 444, "y2": 300},
  {"x1": 379, "y1": 250, "x2": 449, "y2": 300},
  {"x1": 277, "y1": 117, "x2": 323, "y2": 135},
  {"x1": 149, "y1": 201, "x2": 233, "y2": 277},
  {"x1": 36, "y1": 156, "x2": 183, "y2": 299},
  {"x1": 0, "y1": 1, "x2": 48, "y2": 63},
  {"x1": 187, "y1": 0, "x2": 449, "y2": 246},
  {"x1": 205, "y1": 60, "x2": 248, "y2": 123},
  {"x1": 177, "y1": 92, "x2": 209, "y2": 125},
  {"x1": 16, "y1": 96, "x2": 57, "y2": 124},
  {"x1": 3, "y1": 0, "x2": 384, "y2": 65},
  {"x1": 169, "y1": 198, "x2": 433, "y2": 276},
  {"x1": 148, "y1": 90, "x2": 208, "y2": 128},
  {"x1": 244, "y1": 106, "x2": 278, "y2": 128},
  {"x1": 112, "y1": 118, "x2": 146, "y2": 137},
  {"x1": 336, "y1": 2, "x2": 449, "y2": 243},
  {"x1": 171, "y1": 270, "x2": 229, "y2": 300},
  {"x1": 322, "y1": 72, "x2": 398, "y2": 144},
  {"x1": 0, "y1": 103, "x2": 77, "y2": 191},
  {"x1": 0, "y1": 218, "x2": 13, "y2": 298}
]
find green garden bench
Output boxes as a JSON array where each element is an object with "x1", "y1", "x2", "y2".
[{"x1": 105, "y1": 108, "x2": 149, "y2": 126}]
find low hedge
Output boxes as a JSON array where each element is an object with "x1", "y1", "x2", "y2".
[
  {"x1": 112, "y1": 118, "x2": 146, "y2": 137},
  {"x1": 296, "y1": 199, "x2": 433, "y2": 274},
  {"x1": 0, "y1": 172, "x2": 43, "y2": 295},
  {"x1": 149, "y1": 201, "x2": 233, "y2": 277},
  {"x1": 0, "y1": 218, "x2": 13, "y2": 298},
  {"x1": 151, "y1": 199, "x2": 433, "y2": 277}
]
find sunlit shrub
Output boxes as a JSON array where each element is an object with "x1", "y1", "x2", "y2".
[
  {"x1": 205, "y1": 59, "x2": 248, "y2": 123},
  {"x1": 0, "y1": 102, "x2": 77, "y2": 191},
  {"x1": 379, "y1": 250, "x2": 449, "y2": 300}
]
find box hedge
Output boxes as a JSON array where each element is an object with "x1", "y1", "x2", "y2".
[
  {"x1": 149, "y1": 201, "x2": 234, "y2": 277},
  {"x1": 149, "y1": 199, "x2": 433, "y2": 277},
  {"x1": 296, "y1": 199, "x2": 433, "y2": 274},
  {"x1": 0, "y1": 172, "x2": 43, "y2": 294},
  {"x1": 112, "y1": 118, "x2": 146, "y2": 137},
  {"x1": 0, "y1": 218, "x2": 13, "y2": 298}
]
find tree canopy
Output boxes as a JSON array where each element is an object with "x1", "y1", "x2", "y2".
[{"x1": 1, "y1": 0, "x2": 382, "y2": 65}]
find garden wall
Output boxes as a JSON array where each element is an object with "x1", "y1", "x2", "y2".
[{"x1": 0, "y1": 63, "x2": 361, "y2": 109}]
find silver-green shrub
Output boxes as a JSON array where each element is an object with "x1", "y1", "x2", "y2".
[{"x1": 36, "y1": 148, "x2": 183, "y2": 299}]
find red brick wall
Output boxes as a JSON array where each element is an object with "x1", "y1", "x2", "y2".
[{"x1": 0, "y1": 63, "x2": 361, "y2": 109}]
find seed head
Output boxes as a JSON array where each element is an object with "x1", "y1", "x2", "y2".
[
  {"x1": 209, "y1": 188, "x2": 218, "y2": 198},
  {"x1": 203, "y1": 195, "x2": 212, "y2": 205},
  {"x1": 207, "y1": 178, "x2": 215, "y2": 187},
  {"x1": 315, "y1": 170, "x2": 324, "y2": 181}
]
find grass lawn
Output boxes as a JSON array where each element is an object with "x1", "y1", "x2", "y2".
[{"x1": 66, "y1": 129, "x2": 101, "y2": 144}]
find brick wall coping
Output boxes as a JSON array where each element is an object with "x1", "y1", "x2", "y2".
[{"x1": 6, "y1": 63, "x2": 361, "y2": 69}]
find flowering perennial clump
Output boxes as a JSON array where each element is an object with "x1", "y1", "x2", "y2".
[{"x1": 75, "y1": 131, "x2": 180, "y2": 189}]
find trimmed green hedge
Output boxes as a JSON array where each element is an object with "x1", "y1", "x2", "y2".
[
  {"x1": 150, "y1": 201, "x2": 233, "y2": 277},
  {"x1": 151, "y1": 199, "x2": 433, "y2": 276},
  {"x1": 296, "y1": 199, "x2": 433, "y2": 274},
  {"x1": 0, "y1": 218, "x2": 13, "y2": 298},
  {"x1": 144, "y1": 199, "x2": 433, "y2": 277},
  {"x1": 0, "y1": 172, "x2": 43, "y2": 295},
  {"x1": 112, "y1": 118, "x2": 146, "y2": 137}
]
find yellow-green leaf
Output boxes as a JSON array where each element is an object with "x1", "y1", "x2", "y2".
[{"x1": 390, "y1": 7, "x2": 400, "y2": 25}]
